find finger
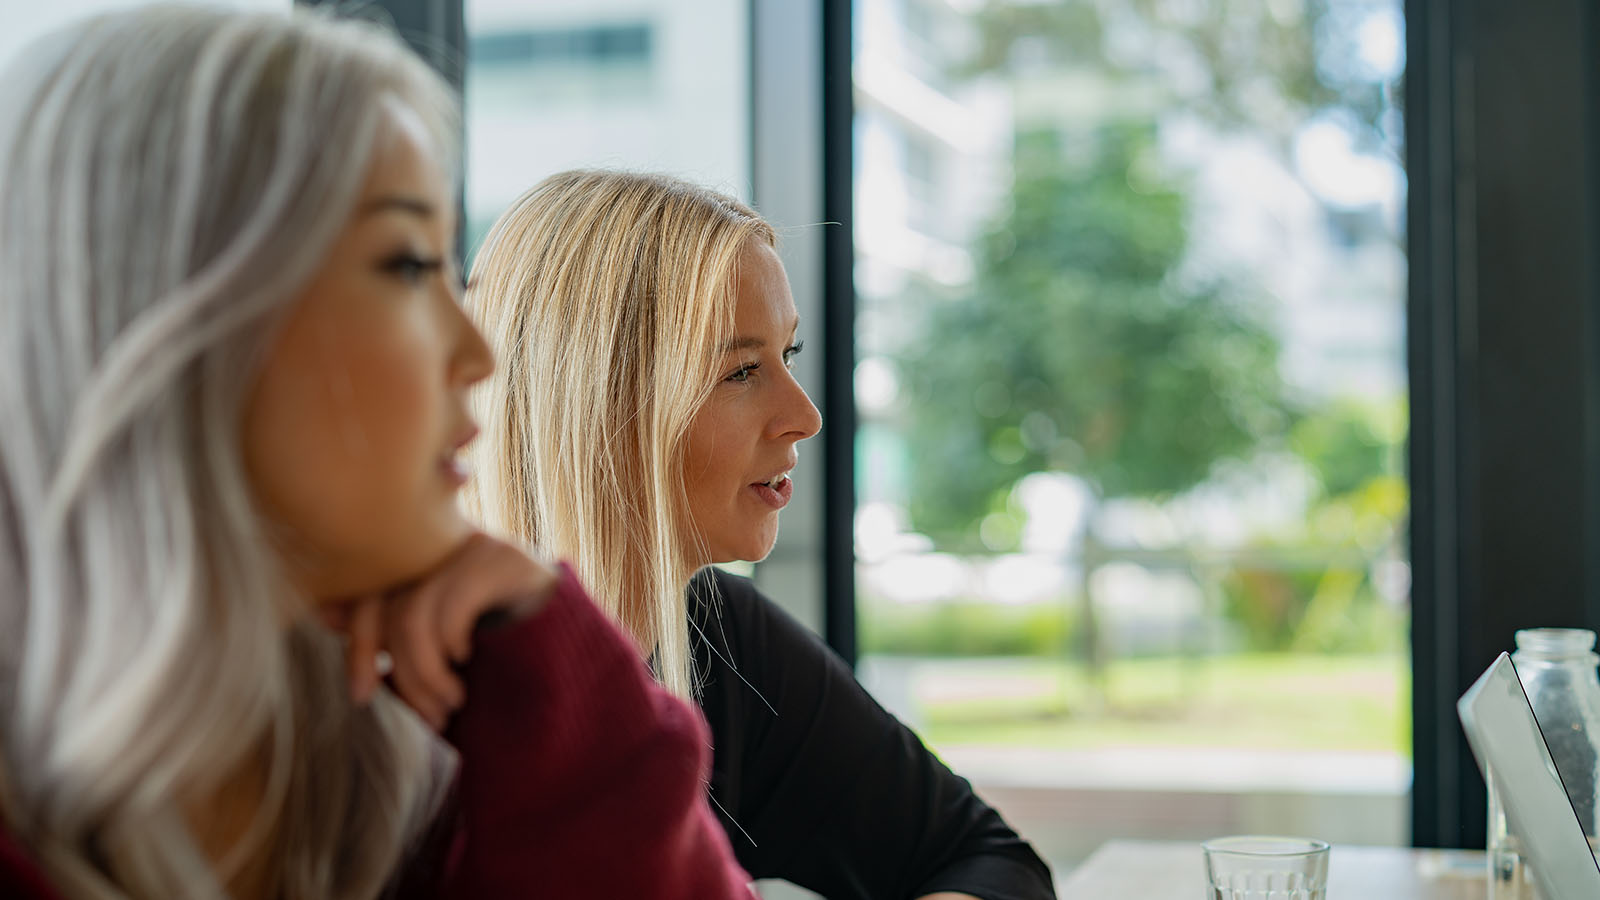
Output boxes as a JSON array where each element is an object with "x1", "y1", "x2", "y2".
[
  {"x1": 389, "y1": 586, "x2": 465, "y2": 719},
  {"x1": 344, "y1": 596, "x2": 383, "y2": 705},
  {"x1": 440, "y1": 583, "x2": 482, "y2": 665},
  {"x1": 441, "y1": 549, "x2": 556, "y2": 663},
  {"x1": 316, "y1": 602, "x2": 352, "y2": 632},
  {"x1": 409, "y1": 592, "x2": 467, "y2": 711},
  {"x1": 387, "y1": 625, "x2": 448, "y2": 729},
  {"x1": 390, "y1": 672, "x2": 446, "y2": 732},
  {"x1": 384, "y1": 592, "x2": 439, "y2": 712}
]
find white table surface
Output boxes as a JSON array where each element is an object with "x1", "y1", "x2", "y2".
[{"x1": 1057, "y1": 839, "x2": 1488, "y2": 899}]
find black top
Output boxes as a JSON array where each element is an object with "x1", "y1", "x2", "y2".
[{"x1": 689, "y1": 568, "x2": 1057, "y2": 900}]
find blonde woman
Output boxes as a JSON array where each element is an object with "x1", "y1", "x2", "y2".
[
  {"x1": 0, "y1": 8, "x2": 753, "y2": 898},
  {"x1": 466, "y1": 170, "x2": 1056, "y2": 900}
]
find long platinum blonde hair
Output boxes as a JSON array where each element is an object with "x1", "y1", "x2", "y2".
[
  {"x1": 464, "y1": 170, "x2": 775, "y2": 698},
  {"x1": 0, "y1": 6, "x2": 456, "y2": 897}
]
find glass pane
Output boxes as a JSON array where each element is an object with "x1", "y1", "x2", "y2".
[
  {"x1": 464, "y1": 0, "x2": 751, "y2": 260},
  {"x1": 853, "y1": 0, "x2": 1408, "y2": 872}
]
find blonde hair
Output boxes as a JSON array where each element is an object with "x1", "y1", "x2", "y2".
[
  {"x1": 0, "y1": 6, "x2": 457, "y2": 897},
  {"x1": 465, "y1": 170, "x2": 775, "y2": 698}
]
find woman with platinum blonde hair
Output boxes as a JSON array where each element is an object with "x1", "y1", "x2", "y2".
[
  {"x1": 0, "y1": 7, "x2": 750, "y2": 899},
  {"x1": 466, "y1": 170, "x2": 1056, "y2": 900},
  {"x1": 466, "y1": 170, "x2": 779, "y2": 700}
]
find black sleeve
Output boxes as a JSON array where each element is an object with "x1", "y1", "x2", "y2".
[{"x1": 692, "y1": 569, "x2": 1056, "y2": 900}]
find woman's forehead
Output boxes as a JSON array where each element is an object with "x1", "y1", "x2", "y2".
[{"x1": 362, "y1": 101, "x2": 450, "y2": 207}]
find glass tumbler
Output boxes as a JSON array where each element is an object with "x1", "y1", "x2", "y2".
[{"x1": 1202, "y1": 836, "x2": 1330, "y2": 900}]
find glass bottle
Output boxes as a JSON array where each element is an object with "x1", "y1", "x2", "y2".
[{"x1": 1487, "y1": 628, "x2": 1600, "y2": 900}]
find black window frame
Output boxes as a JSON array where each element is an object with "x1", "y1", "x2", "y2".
[{"x1": 1407, "y1": 0, "x2": 1600, "y2": 849}]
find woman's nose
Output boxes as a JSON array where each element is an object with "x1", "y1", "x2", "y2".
[
  {"x1": 450, "y1": 298, "x2": 495, "y2": 387},
  {"x1": 773, "y1": 369, "x2": 822, "y2": 442}
]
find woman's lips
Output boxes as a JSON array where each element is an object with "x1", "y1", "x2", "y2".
[
  {"x1": 440, "y1": 454, "x2": 471, "y2": 487},
  {"x1": 450, "y1": 424, "x2": 480, "y2": 451},
  {"x1": 441, "y1": 423, "x2": 478, "y2": 487},
  {"x1": 750, "y1": 473, "x2": 793, "y2": 509}
]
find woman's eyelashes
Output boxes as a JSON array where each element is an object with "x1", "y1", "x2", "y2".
[
  {"x1": 379, "y1": 249, "x2": 446, "y2": 285},
  {"x1": 724, "y1": 342, "x2": 805, "y2": 384}
]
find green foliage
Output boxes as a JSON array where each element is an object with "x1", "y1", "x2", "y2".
[
  {"x1": 897, "y1": 125, "x2": 1290, "y2": 549},
  {"x1": 1219, "y1": 563, "x2": 1404, "y2": 654},
  {"x1": 1290, "y1": 397, "x2": 1406, "y2": 499},
  {"x1": 1200, "y1": 395, "x2": 1407, "y2": 652},
  {"x1": 1218, "y1": 452, "x2": 1408, "y2": 655},
  {"x1": 860, "y1": 597, "x2": 1075, "y2": 657},
  {"x1": 911, "y1": 653, "x2": 1410, "y2": 755},
  {"x1": 887, "y1": 0, "x2": 1408, "y2": 553}
]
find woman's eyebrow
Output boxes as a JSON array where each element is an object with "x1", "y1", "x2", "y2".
[
  {"x1": 719, "y1": 336, "x2": 765, "y2": 353},
  {"x1": 360, "y1": 195, "x2": 436, "y2": 219},
  {"x1": 717, "y1": 319, "x2": 802, "y2": 354}
]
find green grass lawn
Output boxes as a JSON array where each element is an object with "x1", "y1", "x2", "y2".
[{"x1": 912, "y1": 652, "x2": 1410, "y2": 755}]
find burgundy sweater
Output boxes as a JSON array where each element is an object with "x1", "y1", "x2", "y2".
[{"x1": 0, "y1": 567, "x2": 753, "y2": 899}]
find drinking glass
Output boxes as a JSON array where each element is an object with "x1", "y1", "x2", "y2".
[{"x1": 1202, "y1": 835, "x2": 1330, "y2": 900}]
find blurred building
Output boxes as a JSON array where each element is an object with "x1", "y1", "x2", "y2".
[
  {"x1": 853, "y1": 0, "x2": 1013, "y2": 518},
  {"x1": 463, "y1": 0, "x2": 750, "y2": 253},
  {"x1": 853, "y1": 0, "x2": 1012, "y2": 297}
]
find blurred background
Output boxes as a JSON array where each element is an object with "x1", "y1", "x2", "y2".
[{"x1": 847, "y1": 0, "x2": 1408, "y2": 867}]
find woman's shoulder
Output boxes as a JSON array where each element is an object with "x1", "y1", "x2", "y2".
[
  {"x1": 692, "y1": 566, "x2": 760, "y2": 602},
  {"x1": 688, "y1": 566, "x2": 765, "y2": 632},
  {"x1": 689, "y1": 567, "x2": 836, "y2": 674}
]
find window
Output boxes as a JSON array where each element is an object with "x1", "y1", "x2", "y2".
[
  {"x1": 463, "y1": 0, "x2": 750, "y2": 262},
  {"x1": 852, "y1": 0, "x2": 1408, "y2": 871},
  {"x1": 469, "y1": 23, "x2": 654, "y2": 106}
]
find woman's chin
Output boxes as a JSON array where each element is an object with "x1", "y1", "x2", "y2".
[
  {"x1": 403, "y1": 520, "x2": 476, "y2": 578},
  {"x1": 722, "y1": 542, "x2": 778, "y2": 566},
  {"x1": 319, "y1": 522, "x2": 475, "y2": 600}
]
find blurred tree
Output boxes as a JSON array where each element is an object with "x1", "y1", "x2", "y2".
[
  {"x1": 890, "y1": 0, "x2": 1404, "y2": 548},
  {"x1": 897, "y1": 124, "x2": 1292, "y2": 682},
  {"x1": 885, "y1": 0, "x2": 1406, "y2": 681},
  {"x1": 1289, "y1": 397, "x2": 1405, "y2": 500},
  {"x1": 1213, "y1": 399, "x2": 1409, "y2": 655},
  {"x1": 899, "y1": 124, "x2": 1289, "y2": 551}
]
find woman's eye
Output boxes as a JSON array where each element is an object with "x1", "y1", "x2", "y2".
[
  {"x1": 382, "y1": 252, "x2": 444, "y2": 284},
  {"x1": 783, "y1": 340, "x2": 805, "y2": 368},
  {"x1": 726, "y1": 363, "x2": 758, "y2": 383}
]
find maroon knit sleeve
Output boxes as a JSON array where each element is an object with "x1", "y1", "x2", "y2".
[
  {"x1": 0, "y1": 827, "x2": 63, "y2": 900},
  {"x1": 399, "y1": 563, "x2": 753, "y2": 899}
]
